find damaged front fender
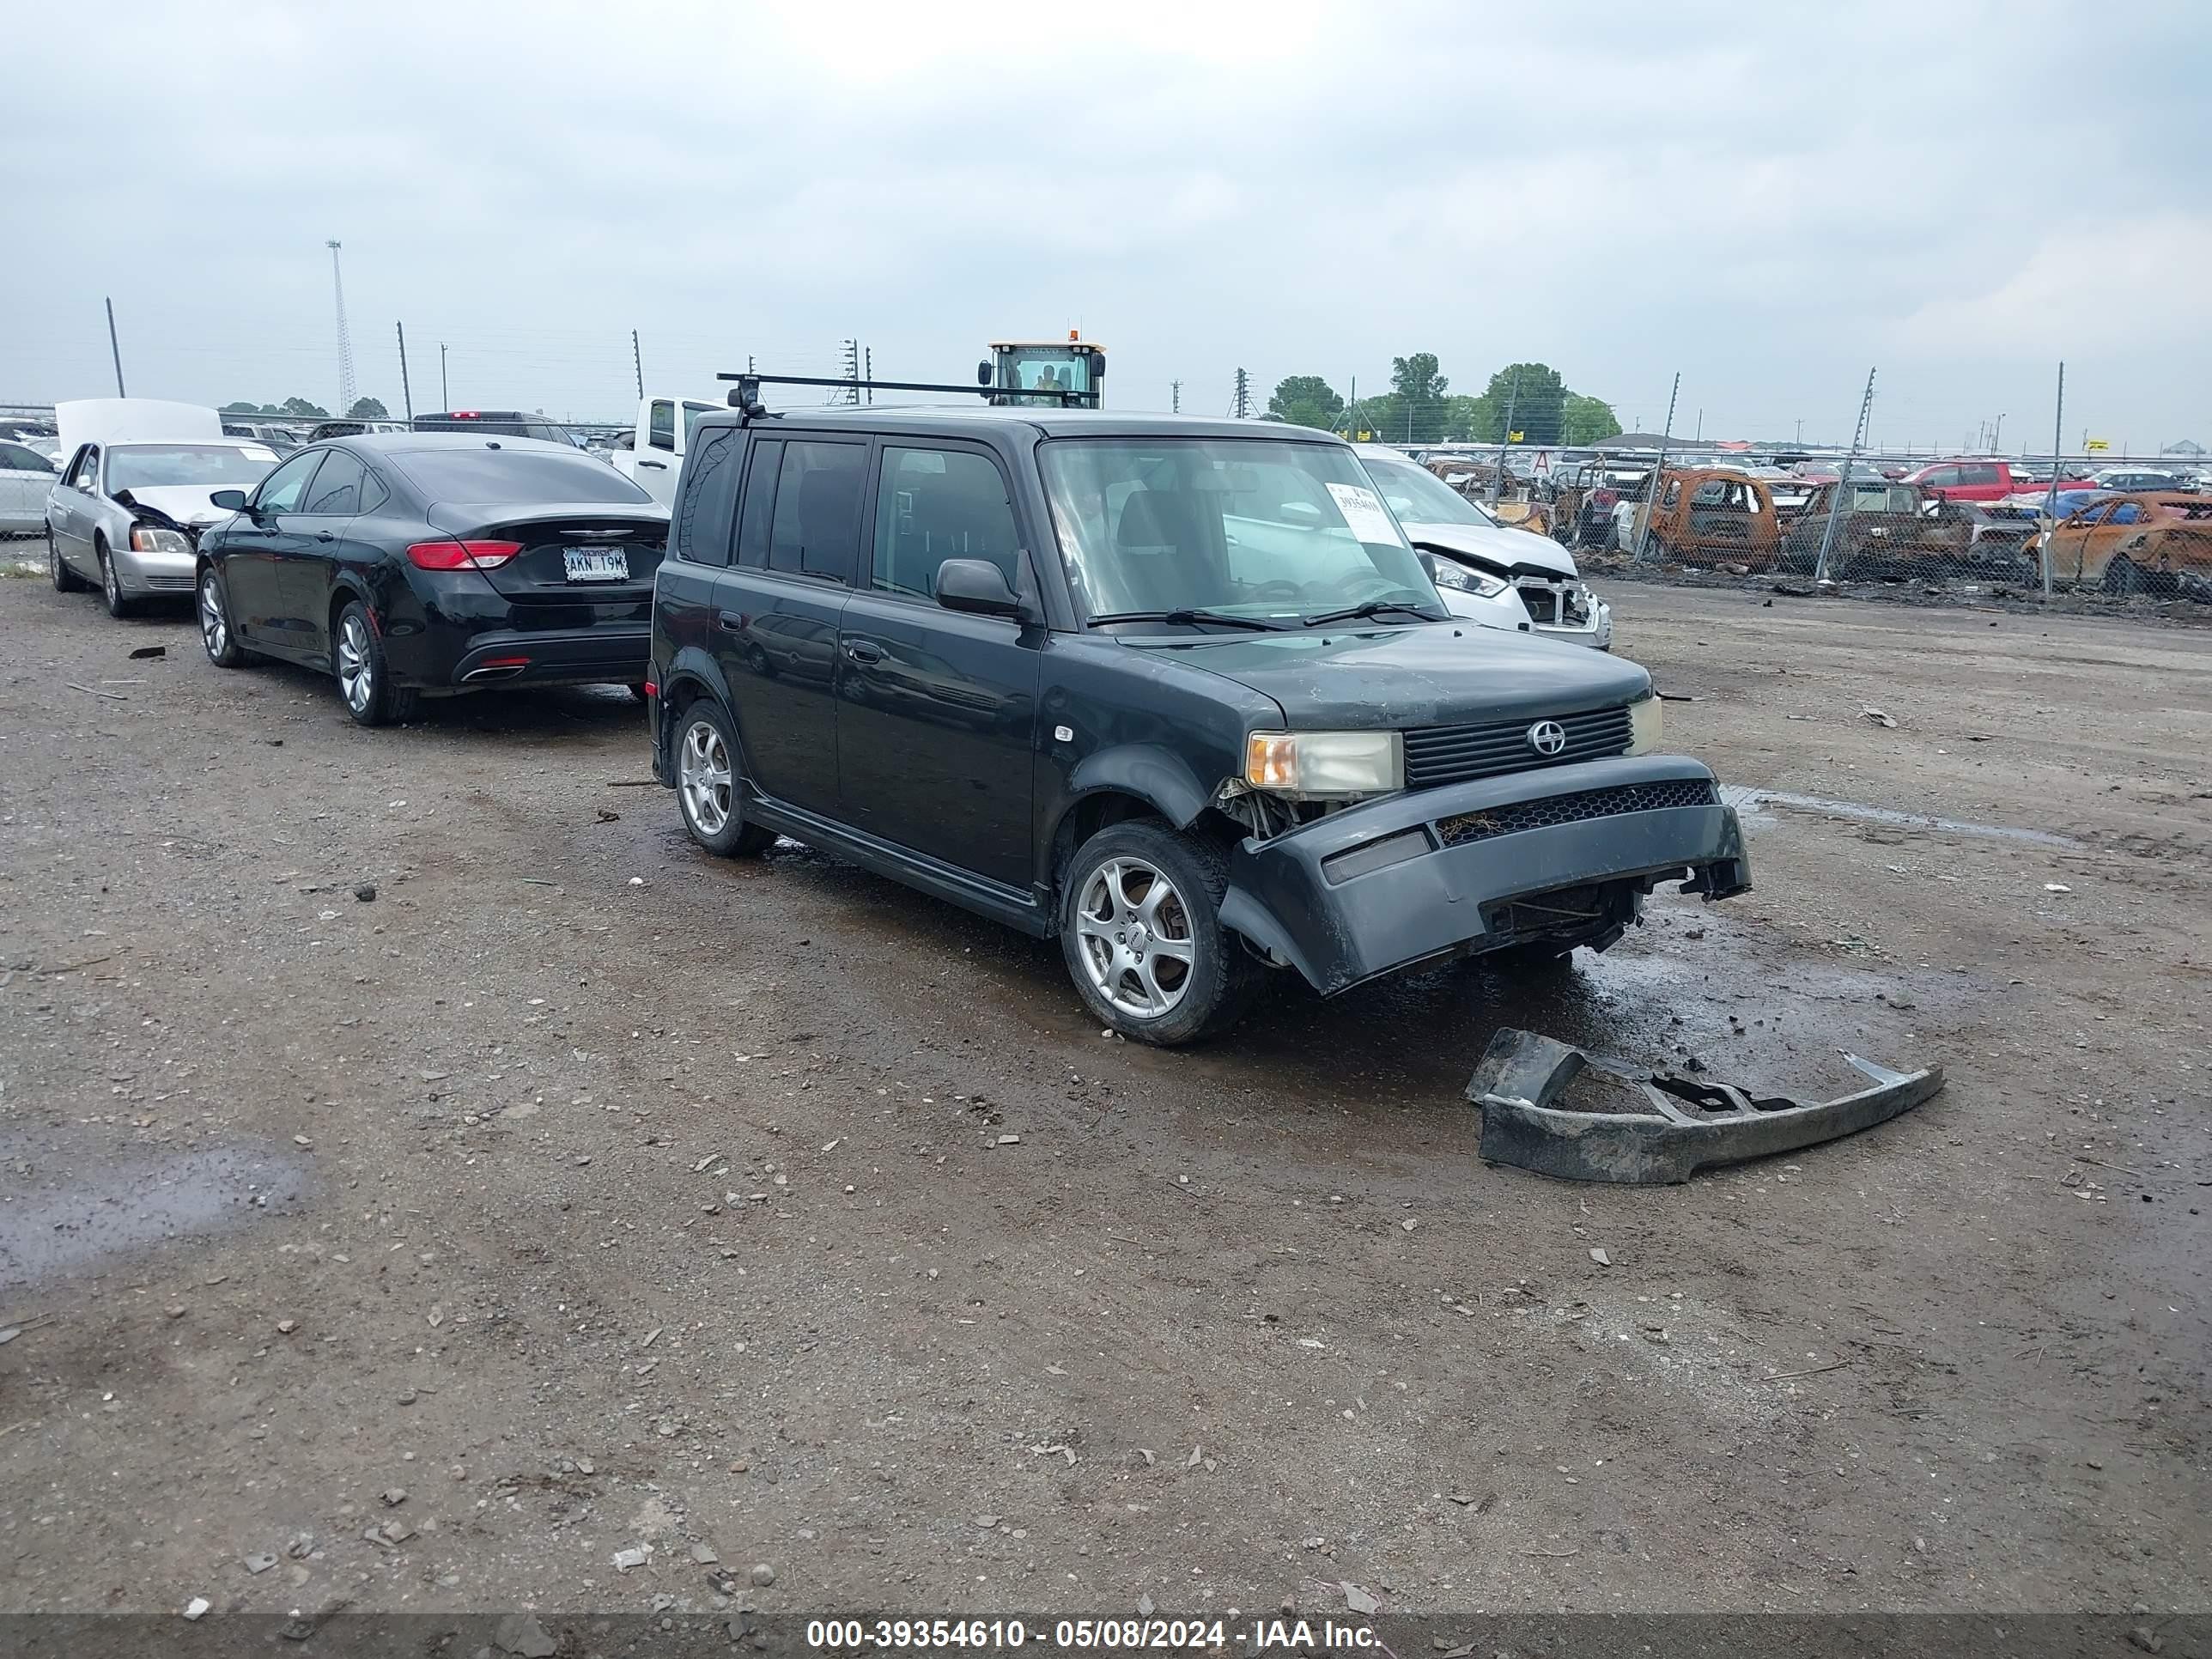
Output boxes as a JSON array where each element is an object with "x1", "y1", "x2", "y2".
[{"x1": 1467, "y1": 1028, "x2": 1942, "y2": 1183}]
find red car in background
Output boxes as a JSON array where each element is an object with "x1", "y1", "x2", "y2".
[{"x1": 1902, "y1": 459, "x2": 2094, "y2": 502}]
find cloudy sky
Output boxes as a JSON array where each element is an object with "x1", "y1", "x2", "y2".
[{"x1": 10, "y1": 0, "x2": 2208, "y2": 450}]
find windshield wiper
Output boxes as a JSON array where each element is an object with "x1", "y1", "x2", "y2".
[
  {"x1": 1301, "y1": 600, "x2": 1439, "y2": 628},
  {"x1": 1089, "y1": 609, "x2": 1285, "y2": 633}
]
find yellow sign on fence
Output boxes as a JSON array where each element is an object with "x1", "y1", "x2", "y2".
[
  {"x1": 1508, "y1": 431, "x2": 1524, "y2": 442},
  {"x1": 2085, "y1": 438, "x2": 2111, "y2": 452}
]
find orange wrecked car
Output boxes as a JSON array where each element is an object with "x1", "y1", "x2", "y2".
[
  {"x1": 1621, "y1": 468, "x2": 1782, "y2": 569},
  {"x1": 2037, "y1": 494, "x2": 2212, "y2": 594}
]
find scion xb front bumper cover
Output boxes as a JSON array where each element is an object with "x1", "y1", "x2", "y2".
[{"x1": 1218, "y1": 755, "x2": 1750, "y2": 995}]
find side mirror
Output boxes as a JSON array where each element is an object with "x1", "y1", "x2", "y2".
[
  {"x1": 935, "y1": 558, "x2": 1023, "y2": 618},
  {"x1": 210, "y1": 489, "x2": 251, "y2": 512},
  {"x1": 976, "y1": 361, "x2": 992, "y2": 387}
]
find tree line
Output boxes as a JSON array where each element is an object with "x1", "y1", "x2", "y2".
[
  {"x1": 221, "y1": 396, "x2": 391, "y2": 420},
  {"x1": 1266, "y1": 356, "x2": 1620, "y2": 447}
]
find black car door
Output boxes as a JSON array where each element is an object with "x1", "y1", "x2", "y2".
[
  {"x1": 283, "y1": 448, "x2": 367, "y2": 654},
  {"x1": 220, "y1": 448, "x2": 325, "y2": 651},
  {"x1": 836, "y1": 441, "x2": 1042, "y2": 888},
  {"x1": 712, "y1": 434, "x2": 866, "y2": 816}
]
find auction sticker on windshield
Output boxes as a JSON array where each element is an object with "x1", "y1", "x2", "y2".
[{"x1": 1324, "y1": 482, "x2": 1405, "y2": 546}]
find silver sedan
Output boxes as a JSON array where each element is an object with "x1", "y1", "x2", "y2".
[{"x1": 46, "y1": 440, "x2": 277, "y2": 616}]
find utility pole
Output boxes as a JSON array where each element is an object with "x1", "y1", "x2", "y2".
[
  {"x1": 1992, "y1": 411, "x2": 2005, "y2": 451},
  {"x1": 395, "y1": 321, "x2": 414, "y2": 420},
  {"x1": 1490, "y1": 367, "x2": 1522, "y2": 507},
  {"x1": 327, "y1": 240, "x2": 356, "y2": 416},
  {"x1": 1232, "y1": 368, "x2": 1249, "y2": 421},
  {"x1": 1170, "y1": 380, "x2": 1180, "y2": 414},
  {"x1": 1814, "y1": 367, "x2": 1878, "y2": 582},
  {"x1": 1634, "y1": 373, "x2": 1681, "y2": 562},
  {"x1": 440, "y1": 343, "x2": 449, "y2": 410},
  {"x1": 840, "y1": 339, "x2": 860, "y2": 404},
  {"x1": 1346, "y1": 375, "x2": 1356, "y2": 439},
  {"x1": 2041, "y1": 362, "x2": 2065, "y2": 598},
  {"x1": 104, "y1": 296, "x2": 125, "y2": 397},
  {"x1": 865, "y1": 348, "x2": 872, "y2": 405},
  {"x1": 631, "y1": 330, "x2": 644, "y2": 400},
  {"x1": 1795, "y1": 417, "x2": 1803, "y2": 447}
]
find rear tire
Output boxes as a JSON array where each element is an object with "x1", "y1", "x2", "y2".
[
  {"x1": 334, "y1": 600, "x2": 418, "y2": 727},
  {"x1": 49, "y1": 528, "x2": 88, "y2": 592},
  {"x1": 675, "y1": 697, "x2": 775, "y2": 856},
  {"x1": 1060, "y1": 820, "x2": 1258, "y2": 1046},
  {"x1": 2103, "y1": 556, "x2": 2146, "y2": 596},
  {"x1": 96, "y1": 537, "x2": 134, "y2": 617}
]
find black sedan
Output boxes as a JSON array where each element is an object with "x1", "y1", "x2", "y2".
[{"x1": 195, "y1": 434, "x2": 668, "y2": 726}]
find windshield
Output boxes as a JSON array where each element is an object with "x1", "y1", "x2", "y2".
[
  {"x1": 1040, "y1": 438, "x2": 1443, "y2": 626},
  {"x1": 389, "y1": 448, "x2": 653, "y2": 505},
  {"x1": 1360, "y1": 455, "x2": 1496, "y2": 527},
  {"x1": 106, "y1": 444, "x2": 278, "y2": 491}
]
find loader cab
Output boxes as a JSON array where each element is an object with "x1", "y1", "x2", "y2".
[{"x1": 981, "y1": 337, "x2": 1105, "y2": 410}]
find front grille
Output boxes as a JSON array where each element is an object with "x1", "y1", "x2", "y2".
[
  {"x1": 1437, "y1": 778, "x2": 1717, "y2": 847},
  {"x1": 1516, "y1": 583, "x2": 1560, "y2": 625},
  {"x1": 140, "y1": 574, "x2": 196, "y2": 592},
  {"x1": 1403, "y1": 704, "x2": 1631, "y2": 790}
]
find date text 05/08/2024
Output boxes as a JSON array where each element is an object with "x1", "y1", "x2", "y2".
[{"x1": 804, "y1": 1618, "x2": 1379, "y2": 1651}]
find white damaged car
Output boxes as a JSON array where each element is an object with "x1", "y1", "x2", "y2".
[
  {"x1": 1357, "y1": 445, "x2": 1613, "y2": 648},
  {"x1": 46, "y1": 399, "x2": 278, "y2": 617}
]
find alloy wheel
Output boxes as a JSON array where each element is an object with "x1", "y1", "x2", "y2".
[
  {"x1": 198, "y1": 574, "x2": 227, "y2": 659},
  {"x1": 337, "y1": 614, "x2": 374, "y2": 714},
  {"x1": 101, "y1": 548, "x2": 118, "y2": 608},
  {"x1": 1073, "y1": 855, "x2": 1195, "y2": 1018},
  {"x1": 679, "y1": 719, "x2": 732, "y2": 836}
]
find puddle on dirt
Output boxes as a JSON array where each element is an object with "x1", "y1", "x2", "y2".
[
  {"x1": 0, "y1": 1138, "x2": 313, "y2": 1291},
  {"x1": 1723, "y1": 785, "x2": 2079, "y2": 849}
]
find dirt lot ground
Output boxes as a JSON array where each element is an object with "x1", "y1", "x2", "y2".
[{"x1": 2, "y1": 557, "x2": 2206, "y2": 1627}]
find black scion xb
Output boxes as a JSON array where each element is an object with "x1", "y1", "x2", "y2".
[
  {"x1": 647, "y1": 402, "x2": 1749, "y2": 1044},
  {"x1": 197, "y1": 434, "x2": 667, "y2": 726}
]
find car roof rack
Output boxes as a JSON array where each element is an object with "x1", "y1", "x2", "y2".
[{"x1": 717, "y1": 372, "x2": 1082, "y2": 421}]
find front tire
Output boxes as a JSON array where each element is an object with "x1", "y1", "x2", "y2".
[
  {"x1": 333, "y1": 600, "x2": 418, "y2": 727},
  {"x1": 50, "y1": 528, "x2": 88, "y2": 592},
  {"x1": 96, "y1": 538, "x2": 134, "y2": 617},
  {"x1": 198, "y1": 565, "x2": 248, "y2": 667},
  {"x1": 1060, "y1": 820, "x2": 1257, "y2": 1046},
  {"x1": 674, "y1": 698, "x2": 775, "y2": 856}
]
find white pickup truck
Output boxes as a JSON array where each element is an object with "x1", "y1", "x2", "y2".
[{"x1": 609, "y1": 395, "x2": 726, "y2": 507}]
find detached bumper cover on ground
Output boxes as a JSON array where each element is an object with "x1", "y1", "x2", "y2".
[
  {"x1": 1468, "y1": 1027, "x2": 1944, "y2": 1183},
  {"x1": 1220, "y1": 756, "x2": 1751, "y2": 995}
]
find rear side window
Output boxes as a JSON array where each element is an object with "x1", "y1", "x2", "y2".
[
  {"x1": 390, "y1": 449, "x2": 653, "y2": 505},
  {"x1": 673, "y1": 429, "x2": 740, "y2": 566},
  {"x1": 303, "y1": 451, "x2": 364, "y2": 515},
  {"x1": 766, "y1": 441, "x2": 866, "y2": 585},
  {"x1": 1962, "y1": 463, "x2": 2002, "y2": 486},
  {"x1": 872, "y1": 447, "x2": 1023, "y2": 599},
  {"x1": 735, "y1": 440, "x2": 783, "y2": 568}
]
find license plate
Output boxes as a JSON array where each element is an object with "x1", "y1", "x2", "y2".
[{"x1": 562, "y1": 548, "x2": 629, "y2": 583}]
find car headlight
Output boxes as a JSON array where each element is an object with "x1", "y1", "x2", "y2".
[
  {"x1": 1625, "y1": 694, "x2": 1663, "y2": 756},
  {"x1": 1245, "y1": 731, "x2": 1404, "y2": 800},
  {"x1": 128, "y1": 526, "x2": 192, "y2": 556},
  {"x1": 1426, "y1": 559, "x2": 1510, "y2": 598}
]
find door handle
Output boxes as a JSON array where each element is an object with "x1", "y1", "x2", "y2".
[
  {"x1": 715, "y1": 609, "x2": 744, "y2": 631},
  {"x1": 314, "y1": 532, "x2": 335, "y2": 543},
  {"x1": 843, "y1": 640, "x2": 885, "y2": 665},
  {"x1": 639, "y1": 459, "x2": 668, "y2": 470}
]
